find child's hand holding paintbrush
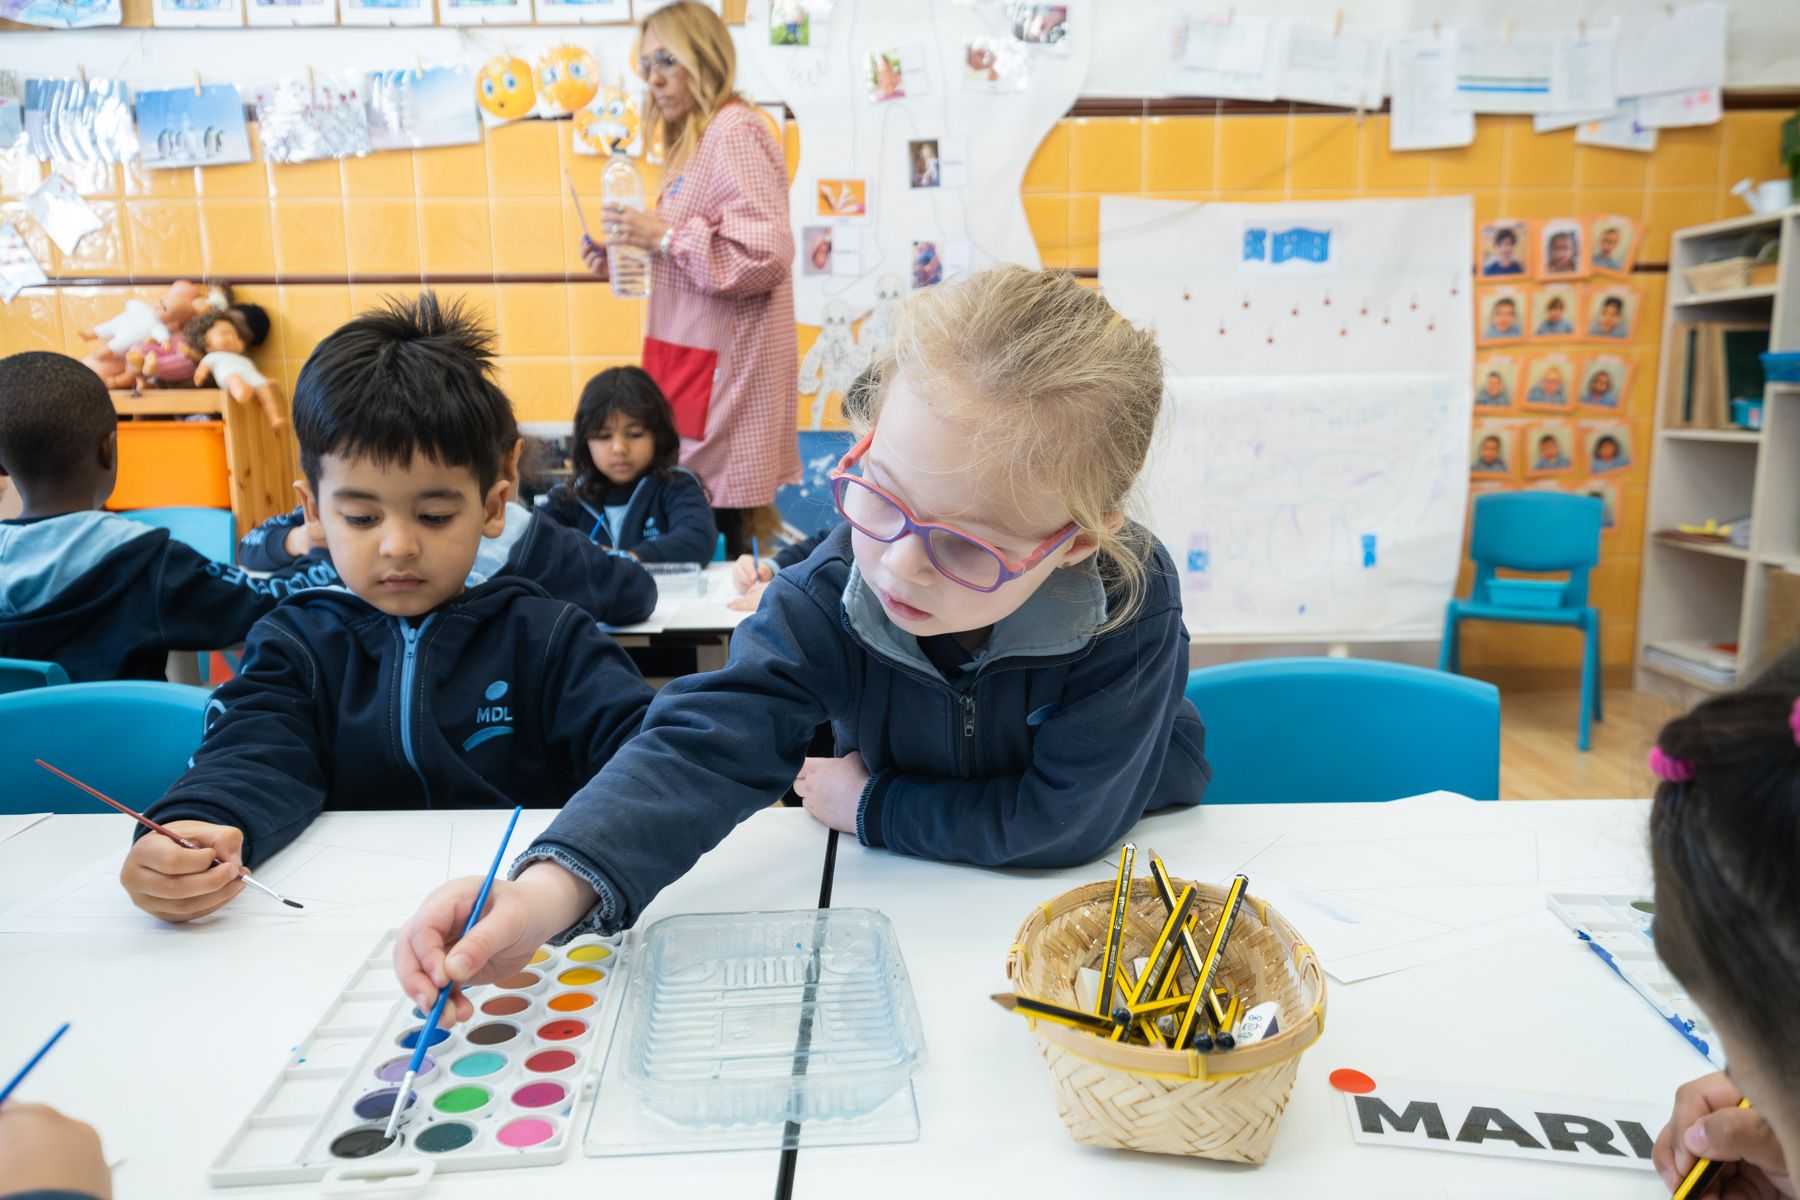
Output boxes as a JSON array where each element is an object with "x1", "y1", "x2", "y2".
[{"x1": 119, "y1": 820, "x2": 252, "y2": 922}]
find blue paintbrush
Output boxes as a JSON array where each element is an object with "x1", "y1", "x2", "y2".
[
  {"x1": 384, "y1": 807, "x2": 523, "y2": 1141},
  {"x1": 0, "y1": 1023, "x2": 70, "y2": 1107}
]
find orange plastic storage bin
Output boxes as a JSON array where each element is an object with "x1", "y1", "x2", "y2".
[{"x1": 108, "y1": 420, "x2": 232, "y2": 511}]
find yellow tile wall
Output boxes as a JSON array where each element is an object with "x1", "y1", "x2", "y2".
[{"x1": 1, "y1": 107, "x2": 1789, "y2": 672}]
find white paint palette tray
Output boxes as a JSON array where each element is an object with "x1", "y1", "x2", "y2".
[
  {"x1": 210, "y1": 929, "x2": 630, "y2": 1190},
  {"x1": 1548, "y1": 892, "x2": 1722, "y2": 1068}
]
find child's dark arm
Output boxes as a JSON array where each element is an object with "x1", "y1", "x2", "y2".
[
  {"x1": 152, "y1": 539, "x2": 287, "y2": 650},
  {"x1": 234, "y1": 505, "x2": 308, "y2": 572},
  {"x1": 540, "y1": 610, "x2": 657, "y2": 780},
  {"x1": 862, "y1": 608, "x2": 1209, "y2": 869},
  {"x1": 145, "y1": 620, "x2": 332, "y2": 868},
  {"x1": 775, "y1": 529, "x2": 831, "y2": 571},
  {"x1": 627, "y1": 470, "x2": 717, "y2": 565},
  {"x1": 513, "y1": 516, "x2": 656, "y2": 624},
  {"x1": 516, "y1": 579, "x2": 852, "y2": 934}
]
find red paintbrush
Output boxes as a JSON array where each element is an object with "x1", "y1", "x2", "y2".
[{"x1": 34, "y1": 758, "x2": 302, "y2": 909}]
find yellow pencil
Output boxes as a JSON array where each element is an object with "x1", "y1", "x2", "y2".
[
  {"x1": 992, "y1": 992, "x2": 1117, "y2": 1035},
  {"x1": 1175, "y1": 873, "x2": 1249, "y2": 1050},
  {"x1": 1095, "y1": 843, "x2": 1136, "y2": 1018},
  {"x1": 1672, "y1": 1098, "x2": 1751, "y2": 1200}
]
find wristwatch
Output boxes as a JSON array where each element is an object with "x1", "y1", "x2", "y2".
[{"x1": 657, "y1": 228, "x2": 675, "y2": 257}]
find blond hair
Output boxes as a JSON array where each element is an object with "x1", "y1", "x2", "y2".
[
  {"x1": 860, "y1": 266, "x2": 1165, "y2": 632},
  {"x1": 636, "y1": 1, "x2": 739, "y2": 169}
]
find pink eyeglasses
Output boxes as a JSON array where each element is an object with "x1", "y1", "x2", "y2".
[{"x1": 829, "y1": 431, "x2": 1078, "y2": 592}]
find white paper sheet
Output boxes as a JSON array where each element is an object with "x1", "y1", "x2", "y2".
[
  {"x1": 0, "y1": 814, "x2": 51, "y2": 844},
  {"x1": 1169, "y1": 10, "x2": 1283, "y2": 100},
  {"x1": 1577, "y1": 101, "x2": 1658, "y2": 152},
  {"x1": 1275, "y1": 21, "x2": 1385, "y2": 110},
  {"x1": 1451, "y1": 32, "x2": 1556, "y2": 114},
  {"x1": 1548, "y1": 24, "x2": 1618, "y2": 115},
  {"x1": 1390, "y1": 31, "x2": 1474, "y2": 151},
  {"x1": 1635, "y1": 86, "x2": 1722, "y2": 129},
  {"x1": 1613, "y1": 1, "x2": 1726, "y2": 99},
  {"x1": 0, "y1": 810, "x2": 557, "y2": 934},
  {"x1": 1346, "y1": 1078, "x2": 1663, "y2": 1172},
  {"x1": 1108, "y1": 794, "x2": 1647, "y2": 982},
  {"x1": 1534, "y1": 107, "x2": 1617, "y2": 134},
  {"x1": 0, "y1": 221, "x2": 48, "y2": 303}
]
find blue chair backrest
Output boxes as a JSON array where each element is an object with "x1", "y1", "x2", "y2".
[
  {"x1": 118, "y1": 506, "x2": 236, "y2": 566},
  {"x1": 0, "y1": 681, "x2": 211, "y2": 814},
  {"x1": 0, "y1": 657, "x2": 69, "y2": 694},
  {"x1": 1183, "y1": 658, "x2": 1500, "y2": 803},
  {"x1": 1468, "y1": 492, "x2": 1603, "y2": 607}
]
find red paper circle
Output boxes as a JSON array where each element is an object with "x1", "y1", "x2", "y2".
[{"x1": 1329, "y1": 1068, "x2": 1377, "y2": 1094}]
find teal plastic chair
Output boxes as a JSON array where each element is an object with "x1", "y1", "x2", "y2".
[
  {"x1": 118, "y1": 506, "x2": 235, "y2": 565},
  {"x1": 0, "y1": 681, "x2": 211, "y2": 814},
  {"x1": 1441, "y1": 492, "x2": 1604, "y2": 751},
  {"x1": 1183, "y1": 658, "x2": 1500, "y2": 803},
  {"x1": 0, "y1": 657, "x2": 69, "y2": 694}
]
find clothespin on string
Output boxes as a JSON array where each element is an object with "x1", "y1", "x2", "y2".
[
  {"x1": 193, "y1": 69, "x2": 203, "y2": 98},
  {"x1": 1332, "y1": 9, "x2": 1343, "y2": 37}
]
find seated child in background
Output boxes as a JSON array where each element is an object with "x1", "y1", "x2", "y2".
[
  {"x1": 121, "y1": 295, "x2": 654, "y2": 923},
  {"x1": 0, "y1": 1101, "x2": 111, "y2": 1200},
  {"x1": 0, "y1": 351, "x2": 303, "y2": 683},
  {"x1": 395, "y1": 267, "x2": 1211, "y2": 1010},
  {"x1": 236, "y1": 396, "x2": 656, "y2": 627},
  {"x1": 536, "y1": 368, "x2": 717, "y2": 565},
  {"x1": 730, "y1": 367, "x2": 880, "y2": 611},
  {"x1": 1649, "y1": 645, "x2": 1800, "y2": 1196}
]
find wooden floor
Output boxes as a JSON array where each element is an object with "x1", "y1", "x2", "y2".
[{"x1": 1485, "y1": 675, "x2": 1681, "y2": 800}]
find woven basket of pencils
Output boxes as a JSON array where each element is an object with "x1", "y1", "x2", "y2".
[{"x1": 1005, "y1": 877, "x2": 1326, "y2": 1164}]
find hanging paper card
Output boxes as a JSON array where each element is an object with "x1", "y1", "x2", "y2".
[
  {"x1": 366, "y1": 66, "x2": 480, "y2": 151},
  {"x1": 0, "y1": 0, "x2": 120, "y2": 27},
  {"x1": 340, "y1": 0, "x2": 430, "y2": 25},
  {"x1": 439, "y1": 0, "x2": 530, "y2": 27},
  {"x1": 1450, "y1": 32, "x2": 1556, "y2": 114},
  {"x1": 535, "y1": 0, "x2": 628, "y2": 24},
  {"x1": 475, "y1": 55, "x2": 538, "y2": 125},
  {"x1": 151, "y1": 0, "x2": 243, "y2": 27},
  {"x1": 0, "y1": 222, "x2": 47, "y2": 303},
  {"x1": 245, "y1": 0, "x2": 335, "y2": 25},
  {"x1": 1009, "y1": 3, "x2": 1070, "y2": 54},
  {"x1": 24, "y1": 78, "x2": 138, "y2": 164},
  {"x1": 1274, "y1": 21, "x2": 1384, "y2": 110},
  {"x1": 253, "y1": 78, "x2": 371, "y2": 163},
  {"x1": 1576, "y1": 101, "x2": 1657, "y2": 152},
  {"x1": 1170, "y1": 10, "x2": 1281, "y2": 101},
  {"x1": 0, "y1": 72, "x2": 22, "y2": 152},
  {"x1": 769, "y1": 0, "x2": 831, "y2": 46},
  {"x1": 1390, "y1": 31, "x2": 1474, "y2": 150},
  {"x1": 961, "y1": 36, "x2": 1031, "y2": 93},
  {"x1": 23, "y1": 172, "x2": 102, "y2": 255},
  {"x1": 1635, "y1": 87, "x2": 1721, "y2": 130},
  {"x1": 134, "y1": 84, "x2": 252, "y2": 168},
  {"x1": 866, "y1": 45, "x2": 929, "y2": 103},
  {"x1": 572, "y1": 83, "x2": 642, "y2": 157},
  {"x1": 535, "y1": 45, "x2": 600, "y2": 115}
]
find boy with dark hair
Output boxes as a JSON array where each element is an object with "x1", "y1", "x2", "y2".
[
  {"x1": 122, "y1": 295, "x2": 654, "y2": 923},
  {"x1": 0, "y1": 350, "x2": 300, "y2": 682}
]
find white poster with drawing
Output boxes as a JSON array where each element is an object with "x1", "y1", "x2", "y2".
[
  {"x1": 744, "y1": 0, "x2": 1088, "y2": 334},
  {"x1": 1103, "y1": 196, "x2": 1472, "y2": 642}
]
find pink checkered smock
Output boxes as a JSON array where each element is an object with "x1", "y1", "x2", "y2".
[{"x1": 644, "y1": 100, "x2": 800, "y2": 510}]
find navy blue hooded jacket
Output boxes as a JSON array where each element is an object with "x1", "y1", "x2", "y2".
[
  {"x1": 237, "y1": 501, "x2": 656, "y2": 625},
  {"x1": 0, "y1": 511, "x2": 311, "y2": 683},
  {"x1": 536, "y1": 469, "x2": 716, "y2": 565},
  {"x1": 519, "y1": 525, "x2": 1210, "y2": 935},
  {"x1": 146, "y1": 577, "x2": 655, "y2": 867}
]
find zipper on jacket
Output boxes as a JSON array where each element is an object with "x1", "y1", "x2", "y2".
[
  {"x1": 394, "y1": 614, "x2": 436, "y2": 807},
  {"x1": 958, "y1": 691, "x2": 976, "y2": 775}
]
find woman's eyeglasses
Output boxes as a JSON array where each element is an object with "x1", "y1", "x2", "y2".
[
  {"x1": 637, "y1": 50, "x2": 681, "y2": 77},
  {"x1": 829, "y1": 431, "x2": 1078, "y2": 593}
]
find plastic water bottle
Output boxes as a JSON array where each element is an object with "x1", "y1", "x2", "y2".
[{"x1": 603, "y1": 155, "x2": 652, "y2": 299}]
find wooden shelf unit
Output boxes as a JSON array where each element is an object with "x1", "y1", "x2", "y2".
[{"x1": 108, "y1": 387, "x2": 299, "y2": 534}]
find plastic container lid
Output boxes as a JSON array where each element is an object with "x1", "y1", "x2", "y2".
[{"x1": 615, "y1": 909, "x2": 927, "y2": 1129}]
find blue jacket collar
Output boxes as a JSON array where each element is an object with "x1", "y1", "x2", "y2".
[
  {"x1": 840, "y1": 560, "x2": 1105, "y2": 681},
  {"x1": 469, "y1": 501, "x2": 534, "y2": 581},
  {"x1": 0, "y1": 511, "x2": 155, "y2": 617}
]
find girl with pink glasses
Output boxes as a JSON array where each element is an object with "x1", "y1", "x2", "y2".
[{"x1": 396, "y1": 267, "x2": 1210, "y2": 998}]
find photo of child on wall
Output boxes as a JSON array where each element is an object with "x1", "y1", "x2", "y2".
[
  {"x1": 1480, "y1": 220, "x2": 1530, "y2": 277},
  {"x1": 1478, "y1": 287, "x2": 1525, "y2": 345}
]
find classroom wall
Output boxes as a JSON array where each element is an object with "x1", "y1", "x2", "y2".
[{"x1": 0, "y1": 101, "x2": 1791, "y2": 671}]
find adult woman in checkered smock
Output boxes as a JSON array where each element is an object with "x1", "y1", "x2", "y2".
[{"x1": 587, "y1": 1, "x2": 799, "y2": 557}]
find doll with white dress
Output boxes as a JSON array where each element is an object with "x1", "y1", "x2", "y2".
[{"x1": 187, "y1": 309, "x2": 284, "y2": 429}]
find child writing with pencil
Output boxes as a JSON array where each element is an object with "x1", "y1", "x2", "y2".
[
  {"x1": 395, "y1": 266, "x2": 1211, "y2": 1013},
  {"x1": 119, "y1": 295, "x2": 655, "y2": 923},
  {"x1": 535, "y1": 367, "x2": 717, "y2": 565},
  {"x1": 1649, "y1": 645, "x2": 1800, "y2": 1198}
]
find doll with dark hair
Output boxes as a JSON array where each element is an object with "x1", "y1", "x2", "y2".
[{"x1": 188, "y1": 309, "x2": 283, "y2": 429}]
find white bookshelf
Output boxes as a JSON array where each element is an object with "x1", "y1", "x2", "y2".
[{"x1": 1635, "y1": 206, "x2": 1800, "y2": 705}]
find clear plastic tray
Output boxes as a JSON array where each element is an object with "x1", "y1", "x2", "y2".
[
  {"x1": 613, "y1": 908, "x2": 926, "y2": 1129},
  {"x1": 642, "y1": 561, "x2": 705, "y2": 598}
]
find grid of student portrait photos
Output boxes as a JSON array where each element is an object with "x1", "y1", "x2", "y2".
[{"x1": 1470, "y1": 214, "x2": 1640, "y2": 534}]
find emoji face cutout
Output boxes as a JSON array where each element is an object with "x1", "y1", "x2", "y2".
[
  {"x1": 575, "y1": 84, "x2": 642, "y2": 157},
  {"x1": 477, "y1": 55, "x2": 536, "y2": 121},
  {"x1": 537, "y1": 45, "x2": 599, "y2": 114}
]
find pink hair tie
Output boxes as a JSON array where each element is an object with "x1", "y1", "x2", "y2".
[
  {"x1": 1790, "y1": 697, "x2": 1800, "y2": 747},
  {"x1": 1649, "y1": 745, "x2": 1695, "y2": 783}
]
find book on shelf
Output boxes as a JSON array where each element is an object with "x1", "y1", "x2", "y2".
[{"x1": 1646, "y1": 639, "x2": 1740, "y2": 686}]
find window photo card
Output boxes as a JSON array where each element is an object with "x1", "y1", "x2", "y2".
[
  {"x1": 1471, "y1": 420, "x2": 1517, "y2": 479},
  {"x1": 1474, "y1": 353, "x2": 1519, "y2": 410},
  {"x1": 1479, "y1": 218, "x2": 1530, "y2": 279},
  {"x1": 1586, "y1": 284, "x2": 1639, "y2": 341},
  {"x1": 867, "y1": 44, "x2": 928, "y2": 103},
  {"x1": 1477, "y1": 285, "x2": 1526, "y2": 346},
  {"x1": 816, "y1": 177, "x2": 867, "y2": 221},
  {"x1": 1588, "y1": 213, "x2": 1638, "y2": 278},
  {"x1": 1523, "y1": 352, "x2": 1576, "y2": 411},
  {"x1": 1529, "y1": 283, "x2": 1580, "y2": 342},
  {"x1": 1527, "y1": 420, "x2": 1577, "y2": 477},
  {"x1": 1578, "y1": 352, "x2": 1631, "y2": 411},
  {"x1": 906, "y1": 135, "x2": 967, "y2": 189},
  {"x1": 1538, "y1": 217, "x2": 1584, "y2": 280}
]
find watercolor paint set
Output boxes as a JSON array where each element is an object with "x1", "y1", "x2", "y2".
[
  {"x1": 1548, "y1": 892, "x2": 1722, "y2": 1068},
  {"x1": 209, "y1": 928, "x2": 630, "y2": 1189}
]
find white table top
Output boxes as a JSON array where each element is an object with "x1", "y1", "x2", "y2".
[
  {"x1": 0, "y1": 808, "x2": 834, "y2": 1197},
  {"x1": 800, "y1": 797, "x2": 1693, "y2": 1199},
  {"x1": 603, "y1": 562, "x2": 753, "y2": 636}
]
